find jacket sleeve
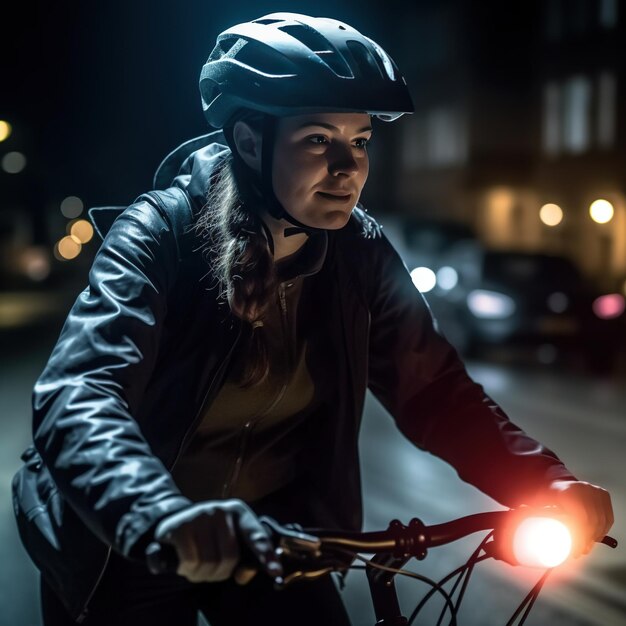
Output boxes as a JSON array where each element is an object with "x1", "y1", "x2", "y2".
[
  {"x1": 32, "y1": 201, "x2": 192, "y2": 560},
  {"x1": 366, "y1": 233, "x2": 576, "y2": 508}
]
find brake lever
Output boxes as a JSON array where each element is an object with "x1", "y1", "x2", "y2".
[{"x1": 258, "y1": 516, "x2": 322, "y2": 557}]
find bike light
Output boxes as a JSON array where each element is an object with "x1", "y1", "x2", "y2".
[{"x1": 512, "y1": 517, "x2": 572, "y2": 568}]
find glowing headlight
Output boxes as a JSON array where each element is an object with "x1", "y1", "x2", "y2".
[
  {"x1": 512, "y1": 517, "x2": 572, "y2": 568},
  {"x1": 467, "y1": 290, "x2": 516, "y2": 319}
]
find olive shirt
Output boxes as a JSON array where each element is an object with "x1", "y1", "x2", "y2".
[{"x1": 172, "y1": 231, "x2": 329, "y2": 509}]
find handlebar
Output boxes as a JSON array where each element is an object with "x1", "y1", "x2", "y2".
[{"x1": 145, "y1": 509, "x2": 618, "y2": 585}]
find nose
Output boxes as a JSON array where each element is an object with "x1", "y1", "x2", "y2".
[{"x1": 328, "y1": 142, "x2": 360, "y2": 178}]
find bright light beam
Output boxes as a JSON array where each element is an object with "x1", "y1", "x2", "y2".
[{"x1": 512, "y1": 517, "x2": 572, "y2": 568}]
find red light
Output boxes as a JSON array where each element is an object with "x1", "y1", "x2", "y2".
[{"x1": 592, "y1": 294, "x2": 625, "y2": 319}]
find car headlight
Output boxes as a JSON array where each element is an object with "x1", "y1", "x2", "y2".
[{"x1": 467, "y1": 290, "x2": 516, "y2": 319}]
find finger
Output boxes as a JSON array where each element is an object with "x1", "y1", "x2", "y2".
[
  {"x1": 600, "y1": 491, "x2": 614, "y2": 538},
  {"x1": 233, "y1": 565, "x2": 258, "y2": 586},
  {"x1": 210, "y1": 509, "x2": 240, "y2": 581},
  {"x1": 236, "y1": 507, "x2": 283, "y2": 578}
]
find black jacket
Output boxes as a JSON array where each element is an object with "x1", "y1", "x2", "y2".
[{"x1": 13, "y1": 131, "x2": 575, "y2": 621}]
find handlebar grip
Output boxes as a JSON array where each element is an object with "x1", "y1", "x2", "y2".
[
  {"x1": 145, "y1": 541, "x2": 179, "y2": 575},
  {"x1": 601, "y1": 535, "x2": 618, "y2": 549}
]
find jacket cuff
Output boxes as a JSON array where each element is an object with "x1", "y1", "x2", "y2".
[
  {"x1": 115, "y1": 495, "x2": 193, "y2": 561},
  {"x1": 516, "y1": 465, "x2": 579, "y2": 508}
]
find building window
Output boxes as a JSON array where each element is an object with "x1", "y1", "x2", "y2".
[
  {"x1": 542, "y1": 75, "x2": 594, "y2": 156},
  {"x1": 597, "y1": 71, "x2": 616, "y2": 148},
  {"x1": 545, "y1": 0, "x2": 563, "y2": 40},
  {"x1": 562, "y1": 76, "x2": 591, "y2": 154},
  {"x1": 426, "y1": 106, "x2": 467, "y2": 167},
  {"x1": 403, "y1": 106, "x2": 467, "y2": 169},
  {"x1": 542, "y1": 82, "x2": 561, "y2": 155},
  {"x1": 599, "y1": 0, "x2": 618, "y2": 29}
]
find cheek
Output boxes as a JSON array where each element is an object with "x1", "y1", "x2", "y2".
[{"x1": 273, "y1": 151, "x2": 320, "y2": 205}]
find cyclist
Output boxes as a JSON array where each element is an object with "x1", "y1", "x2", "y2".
[{"x1": 16, "y1": 12, "x2": 613, "y2": 626}]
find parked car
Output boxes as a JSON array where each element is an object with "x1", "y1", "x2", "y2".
[{"x1": 419, "y1": 241, "x2": 624, "y2": 374}]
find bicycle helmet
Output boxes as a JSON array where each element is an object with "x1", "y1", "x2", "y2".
[
  {"x1": 199, "y1": 12, "x2": 414, "y2": 244},
  {"x1": 200, "y1": 12, "x2": 414, "y2": 127}
]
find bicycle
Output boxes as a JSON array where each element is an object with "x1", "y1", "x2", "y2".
[{"x1": 145, "y1": 507, "x2": 618, "y2": 625}]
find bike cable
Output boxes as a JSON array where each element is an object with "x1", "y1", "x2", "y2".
[
  {"x1": 505, "y1": 568, "x2": 551, "y2": 626},
  {"x1": 340, "y1": 548, "x2": 459, "y2": 625},
  {"x1": 408, "y1": 531, "x2": 494, "y2": 626}
]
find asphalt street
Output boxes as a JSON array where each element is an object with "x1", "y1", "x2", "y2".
[{"x1": 0, "y1": 317, "x2": 624, "y2": 625}]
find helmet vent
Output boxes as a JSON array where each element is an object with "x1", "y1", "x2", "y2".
[
  {"x1": 346, "y1": 40, "x2": 384, "y2": 80},
  {"x1": 211, "y1": 36, "x2": 246, "y2": 61},
  {"x1": 279, "y1": 24, "x2": 352, "y2": 77},
  {"x1": 254, "y1": 18, "x2": 282, "y2": 25}
]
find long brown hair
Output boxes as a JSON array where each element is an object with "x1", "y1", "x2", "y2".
[{"x1": 193, "y1": 116, "x2": 277, "y2": 388}]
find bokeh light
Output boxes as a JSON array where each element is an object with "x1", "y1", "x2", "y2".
[
  {"x1": 55, "y1": 236, "x2": 82, "y2": 260},
  {"x1": 547, "y1": 292, "x2": 569, "y2": 313},
  {"x1": 70, "y1": 219, "x2": 94, "y2": 244},
  {"x1": 589, "y1": 199, "x2": 614, "y2": 224},
  {"x1": 410, "y1": 267, "x2": 437, "y2": 293},
  {"x1": 592, "y1": 294, "x2": 625, "y2": 319},
  {"x1": 436, "y1": 266, "x2": 458, "y2": 290},
  {"x1": 60, "y1": 196, "x2": 84, "y2": 219},
  {"x1": 20, "y1": 247, "x2": 51, "y2": 281},
  {"x1": 0, "y1": 120, "x2": 12, "y2": 142},
  {"x1": 539, "y1": 203, "x2": 563, "y2": 226},
  {"x1": 2, "y1": 151, "x2": 26, "y2": 174}
]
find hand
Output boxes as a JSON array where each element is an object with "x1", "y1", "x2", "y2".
[
  {"x1": 153, "y1": 499, "x2": 283, "y2": 584},
  {"x1": 536, "y1": 480, "x2": 614, "y2": 557}
]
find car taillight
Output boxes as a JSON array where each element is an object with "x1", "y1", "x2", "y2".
[{"x1": 592, "y1": 294, "x2": 625, "y2": 319}]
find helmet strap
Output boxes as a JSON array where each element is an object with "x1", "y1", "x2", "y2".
[{"x1": 260, "y1": 115, "x2": 329, "y2": 238}]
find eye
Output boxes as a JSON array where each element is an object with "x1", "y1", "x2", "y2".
[
  {"x1": 308, "y1": 135, "x2": 329, "y2": 145},
  {"x1": 354, "y1": 137, "x2": 372, "y2": 149}
]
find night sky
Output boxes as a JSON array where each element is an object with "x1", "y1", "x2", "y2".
[{"x1": 3, "y1": 1, "x2": 409, "y2": 209}]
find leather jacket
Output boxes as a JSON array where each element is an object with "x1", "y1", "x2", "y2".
[{"x1": 13, "y1": 131, "x2": 575, "y2": 621}]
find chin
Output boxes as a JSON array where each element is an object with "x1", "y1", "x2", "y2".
[{"x1": 304, "y1": 210, "x2": 352, "y2": 230}]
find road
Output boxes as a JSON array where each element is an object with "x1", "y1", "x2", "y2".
[{"x1": 0, "y1": 316, "x2": 624, "y2": 625}]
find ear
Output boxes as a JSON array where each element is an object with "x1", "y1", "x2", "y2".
[{"x1": 232, "y1": 120, "x2": 262, "y2": 172}]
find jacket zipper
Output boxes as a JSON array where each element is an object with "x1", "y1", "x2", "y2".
[
  {"x1": 169, "y1": 321, "x2": 243, "y2": 472},
  {"x1": 77, "y1": 320, "x2": 243, "y2": 622},
  {"x1": 76, "y1": 547, "x2": 112, "y2": 623},
  {"x1": 222, "y1": 282, "x2": 292, "y2": 498}
]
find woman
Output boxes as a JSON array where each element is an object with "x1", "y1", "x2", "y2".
[{"x1": 14, "y1": 12, "x2": 613, "y2": 626}]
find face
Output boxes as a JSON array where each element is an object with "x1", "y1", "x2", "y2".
[{"x1": 271, "y1": 112, "x2": 372, "y2": 230}]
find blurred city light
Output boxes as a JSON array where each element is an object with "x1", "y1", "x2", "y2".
[
  {"x1": 592, "y1": 294, "x2": 625, "y2": 320},
  {"x1": 547, "y1": 292, "x2": 569, "y2": 313},
  {"x1": 410, "y1": 267, "x2": 437, "y2": 293},
  {"x1": 589, "y1": 199, "x2": 614, "y2": 224},
  {"x1": 2, "y1": 151, "x2": 26, "y2": 173},
  {"x1": 20, "y1": 247, "x2": 51, "y2": 281},
  {"x1": 489, "y1": 187, "x2": 515, "y2": 212},
  {"x1": 60, "y1": 195, "x2": 84, "y2": 218},
  {"x1": 69, "y1": 219, "x2": 94, "y2": 244},
  {"x1": 467, "y1": 290, "x2": 516, "y2": 319},
  {"x1": 0, "y1": 120, "x2": 12, "y2": 142},
  {"x1": 436, "y1": 266, "x2": 459, "y2": 290},
  {"x1": 55, "y1": 236, "x2": 82, "y2": 260},
  {"x1": 539, "y1": 203, "x2": 563, "y2": 226}
]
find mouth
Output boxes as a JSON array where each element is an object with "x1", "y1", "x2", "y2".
[{"x1": 316, "y1": 191, "x2": 352, "y2": 203}]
